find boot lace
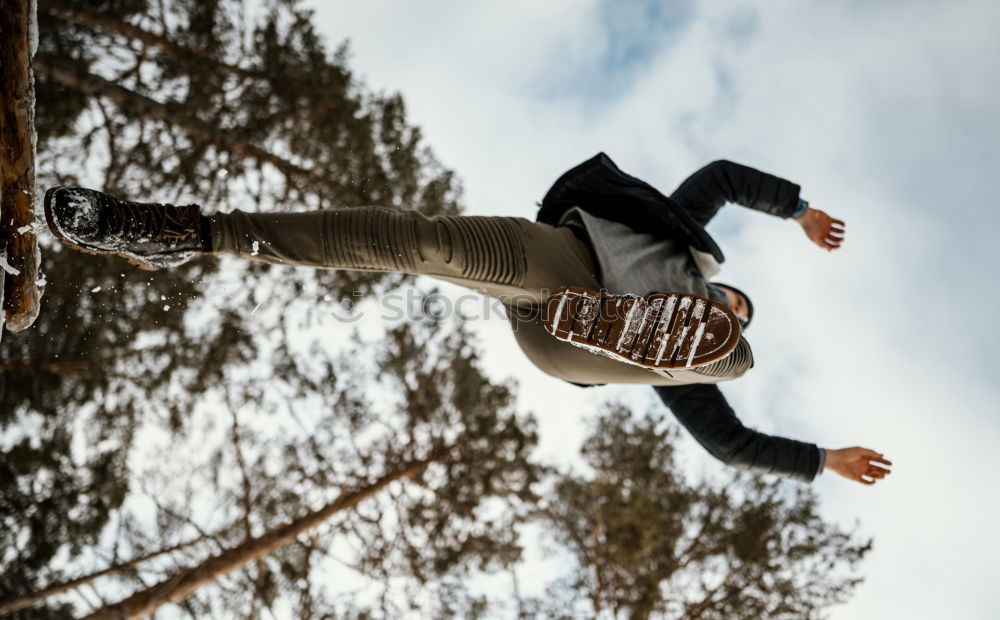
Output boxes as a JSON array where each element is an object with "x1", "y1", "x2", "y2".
[{"x1": 103, "y1": 195, "x2": 199, "y2": 248}]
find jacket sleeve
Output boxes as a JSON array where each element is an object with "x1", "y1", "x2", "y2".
[
  {"x1": 654, "y1": 384, "x2": 822, "y2": 483},
  {"x1": 669, "y1": 160, "x2": 802, "y2": 227}
]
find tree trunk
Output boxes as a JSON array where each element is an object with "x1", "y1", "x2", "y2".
[
  {"x1": 38, "y1": 0, "x2": 260, "y2": 80},
  {"x1": 33, "y1": 57, "x2": 330, "y2": 193},
  {"x1": 0, "y1": 534, "x2": 210, "y2": 615},
  {"x1": 0, "y1": 0, "x2": 43, "y2": 333},
  {"x1": 82, "y1": 449, "x2": 448, "y2": 619}
]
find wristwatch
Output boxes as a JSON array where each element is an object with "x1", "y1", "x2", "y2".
[{"x1": 792, "y1": 198, "x2": 809, "y2": 219}]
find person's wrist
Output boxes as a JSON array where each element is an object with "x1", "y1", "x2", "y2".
[
  {"x1": 823, "y1": 447, "x2": 840, "y2": 471},
  {"x1": 792, "y1": 198, "x2": 809, "y2": 221}
]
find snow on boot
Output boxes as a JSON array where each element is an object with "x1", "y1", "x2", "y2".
[
  {"x1": 44, "y1": 187, "x2": 204, "y2": 270},
  {"x1": 543, "y1": 286, "x2": 742, "y2": 370}
]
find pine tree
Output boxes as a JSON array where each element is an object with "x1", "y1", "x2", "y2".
[
  {"x1": 2, "y1": 0, "x2": 468, "y2": 615},
  {"x1": 7, "y1": 318, "x2": 539, "y2": 618},
  {"x1": 34, "y1": 0, "x2": 460, "y2": 220},
  {"x1": 528, "y1": 405, "x2": 870, "y2": 619}
]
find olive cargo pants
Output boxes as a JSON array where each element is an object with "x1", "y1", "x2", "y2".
[{"x1": 210, "y1": 207, "x2": 750, "y2": 385}]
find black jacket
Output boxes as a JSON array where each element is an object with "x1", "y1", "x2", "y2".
[{"x1": 537, "y1": 154, "x2": 821, "y2": 483}]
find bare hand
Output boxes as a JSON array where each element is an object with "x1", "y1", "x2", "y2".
[
  {"x1": 795, "y1": 207, "x2": 845, "y2": 251},
  {"x1": 825, "y1": 447, "x2": 892, "y2": 485}
]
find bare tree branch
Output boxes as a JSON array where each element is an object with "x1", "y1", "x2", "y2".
[
  {"x1": 39, "y1": 0, "x2": 261, "y2": 80},
  {"x1": 34, "y1": 57, "x2": 332, "y2": 195},
  {"x1": 82, "y1": 447, "x2": 453, "y2": 619},
  {"x1": 0, "y1": 534, "x2": 210, "y2": 615}
]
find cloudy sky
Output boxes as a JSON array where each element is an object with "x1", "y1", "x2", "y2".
[{"x1": 303, "y1": 1, "x2": 1000, "y2": 617}]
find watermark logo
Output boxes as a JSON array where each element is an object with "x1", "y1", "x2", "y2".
[{"x1": 325, "y1": 288, "x2": 563, "y2": 328}]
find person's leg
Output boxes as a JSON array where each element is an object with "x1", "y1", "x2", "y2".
[
  {"x1": 208, "y1": 206, "x2": 600, "y2": 307},
  {"x1": 43, "y1": 185, "x2": 742, "y2": 384},
  {"x1": 209, "y1": 206, "x2": 747, "y2": 383}
]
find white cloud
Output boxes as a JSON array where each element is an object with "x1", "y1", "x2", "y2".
[{"x1": 304, "y1": 0, "x2": 1000, "y2": 617}]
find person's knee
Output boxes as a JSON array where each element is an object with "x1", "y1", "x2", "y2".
[{"x1": 412, "y1": 216, "x2": 456, "y2": 266}]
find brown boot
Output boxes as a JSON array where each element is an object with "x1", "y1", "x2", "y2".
[
  {"x1": 543, "y1": 286, "x2": 742, "y2": 370},
  {"x1": 44, "y1": 187, "x2": 205, "y2": 270}
]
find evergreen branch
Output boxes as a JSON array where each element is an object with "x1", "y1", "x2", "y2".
[
  {"x1": 34, "y1": 57, "x2": 332, "y2": 197},
  {"x1": 38, "y1": 0, "x2": 261, "y2": 80}
]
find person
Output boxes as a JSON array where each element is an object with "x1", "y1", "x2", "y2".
[{"x1": 43, "y1": 154, "x2": 892, "y2": 485}]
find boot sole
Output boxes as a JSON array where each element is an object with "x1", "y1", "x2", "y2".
[
  {"x1": 543, "y1": 286, "x2": 742, "y2": 370},
  {"x1": 44, "y1": 186, "x2": 160, "y2": 271}
]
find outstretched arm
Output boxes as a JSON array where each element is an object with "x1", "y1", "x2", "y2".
[
  {"x1": 670, "y1": 160, "x2": 848, "y2": 252},
  {"x1": 654, "y1": 384, "x2": 892, "y2": 485},
  {"x1": 669, "y1": 159, "x2": 803, "y2": 226},
  {"x1": 655, "y1": 383, "x2": 822, "y2": 483}
]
